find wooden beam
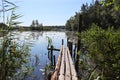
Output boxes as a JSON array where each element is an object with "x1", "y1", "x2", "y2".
[
  {"x1": 51, "y1": 46, "x2": 78, "y2": 80},
  {"x1": 58, "y1": 46, "x2": 65, "y2": 80},
  {"x1": 51, "y1": 46, "x2": 63, "y2": 80},
  {"x1": 47, "y1": 48, "x2": 60, "y2": 51},
  {"x1": 67, "y1": 47, "x2": 78, "y2": 80},
  {"x1": 65, "y1": 47, "x2": 71, "y2": 80}
]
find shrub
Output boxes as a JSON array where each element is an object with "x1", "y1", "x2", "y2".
[{"x1": 81, "y1": 24, "x2": 120, "y2": 80}]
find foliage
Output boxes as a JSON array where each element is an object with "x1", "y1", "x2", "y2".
[
  {"x1": 65, "y1": 12, "x2": 79, "y2": 31},
  {"x1": 0, "y1": 38, "x2": 31, "y2": 79},
  {"x1": 30, "y1": 20, "x2": 43, "y2": 31},
  {"x1": 46, "y1": 36, "x2": 52, "y2": 47},
  {"x1": 80, "y1": 24, "x2": 120, "y2": 80},
  {"x1": 65, "y1": 0, "x2": 120, "y2": 31},
  {"x1": 0, "y1": 0, "x2": 33, "y2": 79}
]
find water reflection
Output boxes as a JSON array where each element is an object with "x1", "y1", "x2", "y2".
[
  {"x1": 12, "y1": 31, "x2": 67, "y2": 80},
  {"x1": 30, "y1": 32, "x2": 43, "y2": 40}
]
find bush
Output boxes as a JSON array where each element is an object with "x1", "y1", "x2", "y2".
[{"x1": 81, "y1": 24, "x2": 120, "y2": 80}]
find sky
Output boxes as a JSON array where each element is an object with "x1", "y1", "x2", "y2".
[{"x1": 1, "y1": 0, "x2": 93, "y2": 26}]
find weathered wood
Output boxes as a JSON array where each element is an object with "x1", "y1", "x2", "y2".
[
  {"x1": 51, "y1": 46, "x2": 77, "y2": 80},
  {"x1": 67, "y1": 47, "x2": 78, "y2": 80},
  {"x1": 62, "y1": 39, "x2": 64, "y2": 45},
  {"x1": 73, "y1": 43, "x2": 77, "y2": 60},
  {"x1": 59, "y1": 46, "x2": 65, "y2": 80},
  {"x1": 50, "y1": 45, "x2": 54, "y2": 65},
  {"x1": 67, "y1": 38, "x2": 69, "y2": 46},
  {"x1": 51, "y1": 46, "x2": 63, "y2": 80},
  {"x1": 54, "y1": 55, "x2": 56, "y2": 66},
  {"x1": 68, "y1": 41, "x2": 73, "y2": 56},
  {"x1": 47, "y1": 48, "x2": 60, "y2": 51},
  {"x1": 58, "y1": 75, "x2": 64, "y2": 80},
  {"x1": 65, "y1": 48, "x2": 71, "y2": 80}
]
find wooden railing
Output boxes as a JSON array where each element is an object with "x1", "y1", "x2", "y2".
[{"x1": 51, "y1": 46, "x2": 78, "y2": 80}]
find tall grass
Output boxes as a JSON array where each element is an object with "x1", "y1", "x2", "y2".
[{"x1": 0, "y1": 0, "x2": 33, "y2": 79}]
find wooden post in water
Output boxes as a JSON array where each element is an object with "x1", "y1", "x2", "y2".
[
  {"x1": 62, "y1": 39, "x2": 64, "y2": 45},
  {"x1": 75, "y1": 14, "x2": 82, "y2": 73},
  {"x1": 50, "y1": 45, "x2": 54, "y2": 65},
  {"x1": 67, "y1": 37, "x2": 69, "y2": 46},
  {"x1": 48, "y1": 51, "x2": 49, "y2": 59},
  {"x1": 53, "y1": 55, "x2": 56, "y2": 67},
  {"x1": 73, "y1": 43, "x2": 77, "y2": 60},
  {"x1": 68, "y1": 41, "x2": 72, "y2": 56}
]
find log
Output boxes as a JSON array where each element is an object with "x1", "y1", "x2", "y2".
[
  {"x1": 51, "y1": 46, "x2": 63, "y2": 80},
  {"x1": 51, "y1": 46, "x2": 78, "y2": 80},
  {"x1": 65, "y1": 48, "x2": 71, "y2": 80},
  {"x1": 58, "y1": 46, "x2": 65, "y2": 80},
  {"x1": 47, "y1": 48, "x2": 60, "y2": 51},
  {"x1": 67, "y1": 47, "x2": 78, "y2": 80}
]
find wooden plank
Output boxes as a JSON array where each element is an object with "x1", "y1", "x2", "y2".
[
  {"x1": 58, "y1": 74, "x2": 64, "y2": 80},
  {"x1": 65, "y1": 47, "x2": 71, "y2": 80},
  {"x1": 51, "y1": 46, "x2": 78, "y2": 80},
  {"x1": 51, "y1": 46, "x2": 63, "y2": 80},
  {"x1": 58, "y1": 46, "x2": 65, "y2": 80},
  {"x1": 47, "y1": 47, "x2": 60, "y2": 51},
  {"x1": 67, "y1": 47, "x2": 78, "y2": 80}
]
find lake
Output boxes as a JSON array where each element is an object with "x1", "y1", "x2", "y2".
[{"x1": 13, "y1": 31, "x2": 68, "y2": 80}]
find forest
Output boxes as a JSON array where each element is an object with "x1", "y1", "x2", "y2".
[{"x1": 66, "y1": 0, "x2": 120, "y2": 31}]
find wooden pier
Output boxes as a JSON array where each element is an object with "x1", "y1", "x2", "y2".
[{"x1": 51, "y1": 45, "x2": 78, "y2": 80}]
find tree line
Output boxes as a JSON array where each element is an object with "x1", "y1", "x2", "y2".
[
  {"x1": 65, "y1": 0, "x2": 120, "y2": 31},
  {"x1": 30, "y1": 20, "x2": 43, "y2": 30}
]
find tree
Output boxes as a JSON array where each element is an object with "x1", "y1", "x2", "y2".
[
  {"x1": 35, "y1": 20, "x2": 39, "y2": 27},
  {"x1": 65, "y1": 14, "x2": 79, "y2": 31},
  {"x1": 30, "y1": 20, "x2": 43, "y2": 30},
  {"x1": 31, "y1": 20, "x2": 35, "y2": 27},
  {"x1": 65, "y1": 0, "x2": 120, "y2": 31}
]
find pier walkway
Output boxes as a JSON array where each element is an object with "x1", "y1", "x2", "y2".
[{"x1": 51, "y1": 45, "x2": 78, "y2": 80}]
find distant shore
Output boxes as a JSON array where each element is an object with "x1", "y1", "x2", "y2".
[{"x1": 10, "y1": 25, "x2": 65, "y2": 31}]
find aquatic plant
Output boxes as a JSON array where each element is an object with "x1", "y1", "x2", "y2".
[{"x1": 0, "y1": 0, "x2": 33, "y2": 79}]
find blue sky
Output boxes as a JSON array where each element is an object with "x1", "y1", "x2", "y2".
[{"x1": 2, "y1": 0, "x2": 93, "y2": 26}]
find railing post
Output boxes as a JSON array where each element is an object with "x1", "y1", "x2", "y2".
[
  {"x1": 68, "y1": 41, "x2": 72, "y2": 56},
  {"x1": 50, "y1": 45, "x2": 53, "y2": 65},
  {"x1": 73, "y1": 43, "x2": 77, "y2": 61},
  {"x1": 53, "y1": 55, "x2": 56, "y2": 67},
  {"x1": 67, "y1": 38, "x2": 69, "y2": 46},
  {"x1": 48, "y1": 50, "x2": 50, "y2": 59},
  {"x1": 62, "y1": 39, "x2": 64, "y2": 45}
]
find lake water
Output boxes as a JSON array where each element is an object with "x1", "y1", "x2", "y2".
[{"x1": 13, "y1": 31, "x2": 68, "y2": 80}]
